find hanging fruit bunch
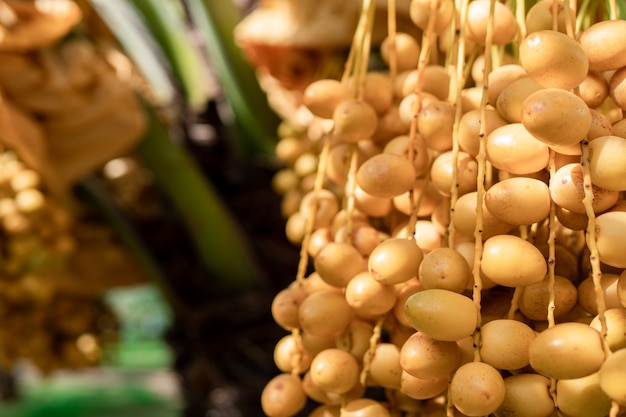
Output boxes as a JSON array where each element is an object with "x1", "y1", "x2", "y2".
[
  {"x1": 0, "y1": 0, "x2": 151, "y2": 374},
  {"x1": 0, "y1": 148, "x2": 139, "y2": 374},
  {"x1": 246, "y1": 0, "x2": 626, "y2": 415}
]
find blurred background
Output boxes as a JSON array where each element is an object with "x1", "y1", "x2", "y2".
[{"x1": 0, "y1": 0, "x2": 309, "y2": 415}]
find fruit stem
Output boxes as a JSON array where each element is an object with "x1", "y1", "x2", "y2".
[
  {"x1": 448, "y1": 0, "x2": 470, "y2": 248},
  {"x1": 580, "y1": 139, "x2": 611, "y2": 356},
  {"x1": 507, "y1": 287, "x2": 522, "y2": 319},
  {"x1": 563, "y1": 0, "x2": 575, "y2": 37},
  {"x1": 407, "y1": 0, "x2": 440, "y2": 237},
  {"x1": 295, "y1": 136, "x2": 332, "y2": 283},
  {"x1": 610, "y1": 401, "x2": 621, "y2": 417},
  {"x1": 547, "y1": 149, "x2": 557, "y2": 328},
  {"x1": 290, "y1": 327, "x2": 304, "y2": 376},
  {"x1": 471, "y1": 0, "x2": 498, "y2": 363},
  {"x1": 359, "y1": 314, "x2": 384, "y2": 385},
  {"x1": 343, "y1": 0, "x2": 376, "y2": 99},
  {"x1": 514, "y1": 0, "x2": 526, "y2": 46},
  {"x1": 552, "y1": 0, "x2": 560, "y2": 31},
  {"x1": 345, "y1": 144, "x2": 360, "y2": 243},
  {"x1": 387, "y1": 0, "x2": 398, "y2": 83},
  {"x1": 357, "y1": 0, "x2": 377, "y2": 101}
]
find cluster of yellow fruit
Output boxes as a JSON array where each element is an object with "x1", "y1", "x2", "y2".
[
  {"x1": 0, "y1": 1, "x2": 150, "y2": 374},
  {"x1": 262, "y1": 0, "x2": 626, "y2": 416},
  {"x1": 0, "y1": 150, "x2": 146, "y2": 373}
]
